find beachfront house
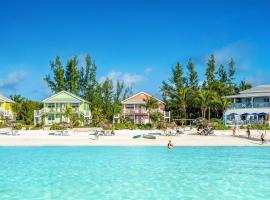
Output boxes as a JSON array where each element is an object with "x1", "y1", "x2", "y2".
[
  {"x1": 0, "y1": 94, "x2": 15, "y2": 123},
  {"x1": 34, "y1": 91, "x2": 91, "y2": 126},
  {"x1": 224, "y1": 85, "x2": 270, "y2": 125},
  {"x1": 114, "y1": 91, "x2": 170, "y2": 124}
]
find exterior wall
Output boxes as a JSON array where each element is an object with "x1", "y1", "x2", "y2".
[
  {"x1": 0, "y1": 102, "x2": 14, "y2": 123},
  {"x1": 122, "y1": 92, "x2": 167, "y2": 125},
  {"x1": 34, "y1": 91, "x2": 91, "y2": 126}
]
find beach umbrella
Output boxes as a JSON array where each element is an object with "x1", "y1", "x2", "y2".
[
  {"x1": 241, "y1": 113, "x2": 249, "y2": 116},
  {"x1": 252, "y1": 113, "x2": 258, "y2": 115},
  {"x1": 229, "y1": 113, "x2": 237, "y2": 116},
  {"x1": 258, "y1": 112, "x2": 267, "y2": 115}
]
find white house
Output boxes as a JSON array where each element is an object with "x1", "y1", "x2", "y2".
[{"x1": 224, "y1": 85, "x2": 270, "y2": 125}]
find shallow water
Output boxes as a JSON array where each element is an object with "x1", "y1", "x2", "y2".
[{"x1": 0, "y1": 147, "x2": 269, "y2": 200}]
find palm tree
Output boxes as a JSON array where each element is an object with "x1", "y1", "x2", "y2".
[
  {"x1": 64, "y1": 106, "x2": 73, "y2": 124},
  {"x1": 143, "y1": 97, "x2": 159, "y2": 123},
  {"x1": 176, "y1": 87, "x2": 190, "y2": 120},
  {"x1": 212, "y1": 97, "x2": 231, "y2": 116},
  {"x1": 195, "y1": 90, "x2": 212, "y2": 119}
]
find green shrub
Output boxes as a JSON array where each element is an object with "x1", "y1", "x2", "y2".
[
  {"x1": 212, "y1": 124, "x2": 230, "y2": 130},
  {"x1": 12, "y1": 124, "x2": 23, "y2": 130},
  {"x1": 50, "y1": 124, "x2": 66, "y2": 130},
  {"x1": 113, "y1": 123, "x2": 126, "y2": 130},
  {"x1": 30, "y1": 124, "x2": 44, "y2": 130}
]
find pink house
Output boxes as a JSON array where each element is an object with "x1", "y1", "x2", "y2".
[{"x1": 114, "y1": 92, "x2": 170, "y2": 124}]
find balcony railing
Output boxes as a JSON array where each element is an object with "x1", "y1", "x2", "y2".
[
  {"x1": 229, "y1": 102, "x2": 270, "y2": 109},
  {"x1": 0, "y1": 109, "x2": 13, "y2": 118}
]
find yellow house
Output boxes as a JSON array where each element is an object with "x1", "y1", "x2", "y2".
[{"x1": 0, "y1": 94, "x2": 15, "y2": 123}]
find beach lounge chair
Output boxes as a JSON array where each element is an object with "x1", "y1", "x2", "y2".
[
  {"x1": 12, "y1": 130, "x2": 21, "y2": 136},
  {"x1": 48, "y1": 131, "x2": 56, "y2": 135},
  {"x1": 202, "y1": 128, "x2": 215, "y2": 136},
  {"x1": 103, "y1": 130, "x2": 115, "y2": 136},
  {"x1": 0, "y1": 129, "x2": 12, "y2": 136},
  {"x1": 62, "y1": 130, "x2": 71, "y2": 136}
]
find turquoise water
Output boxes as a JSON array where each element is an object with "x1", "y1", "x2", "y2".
[{"x1": 0, "y1": 147, "x2": 269, "y2": 200}]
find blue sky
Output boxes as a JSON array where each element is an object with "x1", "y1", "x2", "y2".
[{"x1": 0, "y1": 0, "x2": 270, "y2": 100}]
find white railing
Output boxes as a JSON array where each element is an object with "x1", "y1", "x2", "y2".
[
  {"x1": 0, "y1": 109, "x2": 13, "y2": 119},
  {"x1": 164, "y1": 111, "x2": 170, "y2": 118}
]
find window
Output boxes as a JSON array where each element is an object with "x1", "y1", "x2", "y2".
[
  {"x1": 48, "y1": 115, "x2": 55, "y2": 121},
  {"x1": 125, "y1": 104, "x2": 134, "y2": 109},
  {"x1": 48, "y1": 103, "x2": 55, "y2": 108},
  {"x1": 71, "y1": 103, "x2": 79, "y2": 108}
]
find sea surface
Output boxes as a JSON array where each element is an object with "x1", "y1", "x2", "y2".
[{"x1": 0, "y1": 147, "x2": 269, "y2": 200}]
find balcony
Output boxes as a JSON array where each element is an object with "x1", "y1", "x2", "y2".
[
  {"x1": 229, "y1": 102, "x2": 270, "y2": 109},
  {"x1": 0, "y1": 109, "x2": 13, "y2": 118},
  {"x1": 124, "y1": 109, "x2": 148, "y2": 115}
]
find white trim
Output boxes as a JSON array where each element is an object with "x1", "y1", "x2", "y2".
[
  {"x1": 42, "y1": 91, "x2": 90, "y2": 104},
  {"x1": 121, "y1": 91, "x2": 165, "y2": 104}
]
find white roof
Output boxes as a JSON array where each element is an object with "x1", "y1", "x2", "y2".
[
  {"x1": 122, "y1": 91, "x2": 165, "y2": 104},
  {"x1": 225, "y1": 85, "x2": 270, "y2": 98},
  {"x1": 43, "y1": 91, "x2": 90, "y2": 104},
  {"x1": 0, "y1": 94, "x2": 15, "y2": 103}
]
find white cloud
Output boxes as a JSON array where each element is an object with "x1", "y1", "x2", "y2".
[
  {"x1": 212, "y1": 41, "x2": 255, "y2": 71},
  {"x1": 100, "y1": 68, "x2": 152, "y2": 86},
  {"x1": 0, "y1": 71, "x2": 27, "y2": 90}
]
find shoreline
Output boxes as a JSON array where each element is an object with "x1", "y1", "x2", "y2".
[{"x1": 0, "y1": 129, "x2": 269, "y2": 147}]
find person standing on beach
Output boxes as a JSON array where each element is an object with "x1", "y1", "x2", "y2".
[
  {"x1": 261, "y1": 132, "x2": 266, "y2": 145},
  {"x1": 247, "y1": 127, "x2": 251, "y2": 138},
  {"x1": 233, "y1": 127, "x2": 236, "y2": 136},
  {"x1": 95, "y1": 130, "x2": 100, "y2": 140}
]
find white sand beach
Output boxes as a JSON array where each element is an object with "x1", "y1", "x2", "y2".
[{"x1": 0, "y1": 128, "x2": 269, "y2": 146}]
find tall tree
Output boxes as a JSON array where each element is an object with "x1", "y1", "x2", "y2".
[
  {"x1": 187, "y1": 59, "x2": 199, "y2": 90},
  {"x1": 228, "y1": 58, "x2": 236, "y2": 83},
  {"x1": 65, "y1": 56, "x2": 80, "y2": 94},
  {"x1": 161, "y1": 62, "x2": 185, "y2": 118},
  {"x1": 205, "y1": 54, "x2": 216, "y2": 88},
  {"x1": 44, "y1": 56, "x2": 66, "y2": 93},
  {"x1": 218, "y1": 64, "x2": 228, "y2": 83}
]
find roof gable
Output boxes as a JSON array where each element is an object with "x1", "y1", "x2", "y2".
[
  {"x1": 240, "y1": 85, "x2": 270, "y2": 94},
  {"x1": 122, "y1": 92, "x2": 164, "y2": 104},
  {"x1": 43, "y1": 91, "x2": 89, "y2": 104},
  {"x1": 0, "y1": 94, "x2": 15, "y2": 103}
]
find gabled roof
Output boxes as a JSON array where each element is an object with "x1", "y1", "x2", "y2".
[
  {"x1": 240, "y1": 85, "x2": 270, "y2": 94},
  {"x1": 225, "y1": 85, "x2": 270, "y2": 98},
  {"x1": 122, "y1": 91, "x2": 165, "y2": 104},
  {"x1": 42, "y1": 91, "x2": 90, "y2": 104},
  {"x1": 0, "y1": 94, "x2": 15, "y2": 103}
]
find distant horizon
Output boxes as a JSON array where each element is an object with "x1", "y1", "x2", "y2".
[{"x1": 0, "y1": 0, "x2": 270, "y2": 100}]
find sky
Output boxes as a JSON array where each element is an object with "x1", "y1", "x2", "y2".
[{"x1": 0, "y1": 0, "x2": 270, "y2": 100}]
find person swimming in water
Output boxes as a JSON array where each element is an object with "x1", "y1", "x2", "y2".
[{"x1": 167, "y1": 140, "x2": 174, "y2": 149}]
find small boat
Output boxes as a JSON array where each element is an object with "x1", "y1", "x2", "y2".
[
  {"x1": 143, "y1": 134, "x2": 156, "y2": 139},
  {"x1": 133, "y1": 135, "x2": 141, "y2": 139}
]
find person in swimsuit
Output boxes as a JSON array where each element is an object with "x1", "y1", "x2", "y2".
[
  {"x1": 167, "y1": 140, "x2": 174, "y2": 149},
  {"x1": 246, "y1": 127, "x2": 251, "y2": 138},
  {"x1": 261, "y1": 132, "x2": 266, "y2": 145}
]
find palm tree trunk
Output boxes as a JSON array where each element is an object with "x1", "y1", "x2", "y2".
[{"x1": 208, "y1": 107, "x2": 211, "y2": 120}]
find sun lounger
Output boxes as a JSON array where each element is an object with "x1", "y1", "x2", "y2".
[
  {"x1": 103, "y1": 130, "x2": 115, "y2": 136},
  {"x1": 0, "y1": 129, "x2": 13, "y2": 136},
  {"x1": 48, "y1": 131, "x2": 56, "y2": 135},
  {"x1": 149, "y1": 132, "x2": 162, "y2": 136},
  {"x1": 62, "y1": 130, "x2": 71, "y2": 136},
  {"x1": 89, "y1": 130, "x2": 97, "y2": 135},
  {"x1": 202, "y1": 129, "x2": 215, "y2": 136},
  {"x1": 12, "y1": 130, "x2": 21, "y2": 136}
]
